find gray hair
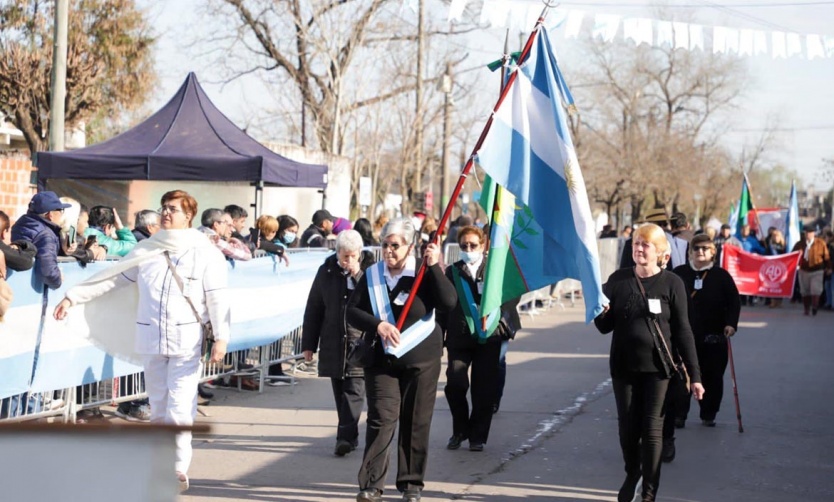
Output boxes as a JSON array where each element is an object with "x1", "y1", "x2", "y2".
[
  {"x1": 58, "y1": 197, "x2": 80, "y2": 234},
  {"x1": 201, "y1": 208, "x2": 224, "y2": 228},
  {"x1": 335, "y1": 229, "x2": 364, "y2": 254},
  {"x1": 134, "y1": 209, "x2": 159, "y2": 229},
  {"x1": 381, "y1": 217, "x2": 416, "y2": 245}
]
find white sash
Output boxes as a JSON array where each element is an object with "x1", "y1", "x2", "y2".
[{"x1": 367, "y1": 262, "x2": 436, "y2": 358}]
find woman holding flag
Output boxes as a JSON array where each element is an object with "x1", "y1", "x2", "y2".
[
  {"x1": 442, "y1": 225, "x2": 515, "y2": 452},
  {"x1": 594, "y1": 223, "x2": 704, "y2": 502},
  {"x1": 346, "y1": 217, "x2": 457, "y2": 502}
]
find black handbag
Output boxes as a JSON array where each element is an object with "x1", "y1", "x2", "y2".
[{"x1": 346, "y1": 331, "x2": 378, "y2": 368}]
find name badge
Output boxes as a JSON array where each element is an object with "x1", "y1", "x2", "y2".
[
  {"x1": 694, "y1": 278, "x2": 703, "y2": 290},
  {"x1": 477, "y1": 281, "x2": 484, "y2": 295},
  {"x1": 648, "y1": 298, "x2": 662, "y2": 315},
  {"x1": 394, "y1": 291, "x2": 410, "y2": 306}
]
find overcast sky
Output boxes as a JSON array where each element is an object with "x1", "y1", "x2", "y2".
[{"x1": 141, "y1": 0, "x2": 834, "y2": 190}]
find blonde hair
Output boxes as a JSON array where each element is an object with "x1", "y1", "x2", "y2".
[
  {"x1": 58, "y1": 197, "x2": 81, "y2": 234},
  {"x1": 256, "y1": 214, "x2": 279, "y2": 234},
  {"x1": 633, "y1": 223, "x2": 669, "y2": 255}
]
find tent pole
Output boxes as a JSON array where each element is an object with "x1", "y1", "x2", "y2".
[{"x1": 252, "y1": 181, "x2": 264, "y2": 221}]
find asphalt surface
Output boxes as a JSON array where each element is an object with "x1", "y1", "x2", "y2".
[{"x1": 174, "y1": 300, "x2": 834, "y2": 502}]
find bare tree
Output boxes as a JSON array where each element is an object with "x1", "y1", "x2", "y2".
[
  {"x1": 569, "y1": 39, "x2": 748, "y2": 224},
  {"x1": 0, "y1": 0, "x2": 155, "y2": 154}
]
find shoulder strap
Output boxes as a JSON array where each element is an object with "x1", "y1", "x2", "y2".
[
  {"x1": 164, "y1": 251, "x2": 203, "y2": 325},
  {"x1": 632, "y1": 267, "x2": 679, "y2": 372}
]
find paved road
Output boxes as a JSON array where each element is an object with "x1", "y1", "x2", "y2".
[{"x1": 180, "y1": 301, "x2": 834, "y2": 501}]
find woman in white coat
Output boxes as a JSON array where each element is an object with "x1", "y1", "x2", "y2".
[{"x1": 54, "y1": 190, "x2": 230, "y2": 491}]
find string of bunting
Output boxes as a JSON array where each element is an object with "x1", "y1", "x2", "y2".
[{"x1": 444, "y1": 0, "x2": 833, "y2": 60}]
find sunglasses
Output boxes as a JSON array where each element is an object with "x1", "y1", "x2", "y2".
[
  {"x1": 381, "y1": 242, "x2": 403, "y2": 250},
  {"x1": 459, "y1": 242, "x2": 480, "y2": 251}
]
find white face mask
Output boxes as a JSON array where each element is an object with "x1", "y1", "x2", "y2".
[
  {"x1": 461, "y1": 250, "x2": 482, "y2": 264},
  {"x1": 282, "y1": 232, "x2": 296, "y2": 244}
]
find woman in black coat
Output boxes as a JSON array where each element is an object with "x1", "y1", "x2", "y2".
[
  {"x1": 594, "y1": 223, "x2": 704, "y2": 502},
  {"x1": 442, "y1": 225, "x2": 513, "y2": 452},
  {"x1": 347, "y1": 217, "x2": 457, "y2": 502},
  {"x1": 301, "y1": 230, "x2": 375, "y2": 456},
  {"x1": 672, "y1": 233, "x2": 740, "y2": 427}
]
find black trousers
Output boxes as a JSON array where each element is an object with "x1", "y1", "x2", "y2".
[
  {"x1": 445, "y1": 342, "x2": 501, "y2": 444},
  {"x1": 331, "y1": 376, "x2": 366, "y2": 444},
  {"x1": 613, "y1": 372, "x2": 670, "y2": 502},
  {"x1": 359, "y1": 356, "x2": 441, "y2": 493},
  {"x1": 696, "y1": 341, "x2": 729, "y2": 421}
]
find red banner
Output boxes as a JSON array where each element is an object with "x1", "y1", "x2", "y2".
[{"x1": 721, "y1": 246, "x2": 801, "y2": 297}]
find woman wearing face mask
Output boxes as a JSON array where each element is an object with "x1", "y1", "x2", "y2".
[
  {"x1": 441, "y1": 226, "x2": 514, "y2": 452},
  {"x1": 275, "y1": 215, "x2": 300, "y2": 249}
]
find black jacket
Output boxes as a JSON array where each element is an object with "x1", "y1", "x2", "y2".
[
  {"x1": 0, "y1": 240, "x2": 37, "y2": 273},
  {"x1": 347, "y1": 260, "x2": 457, "y2": 367},
  {"x1": 672, "y1": 264, "x2": 740, "y2": 341},
  {"x1": 302, "y1": 251, "x2": 375, "y2": 378},
  {"x1": 11, "y1": 213, "x2": 62, "y2": 289},
  {"x1": 442, "y1": 260, "x2": 518, "y2": 350},
  {"x1": 300, "y1": 224, "x2": 327, "y2": 248},
  {"x1": 594, "y1": 268, "x2": 701, "y2": 383}
]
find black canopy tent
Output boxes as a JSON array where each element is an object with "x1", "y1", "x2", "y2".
[{"x1": 36, "y1": 72, "x2": 327, "y2": 215}]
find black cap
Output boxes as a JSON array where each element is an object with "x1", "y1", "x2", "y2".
[{"x1": 312, "y1": 209, "x2": 334, "y2": 226}]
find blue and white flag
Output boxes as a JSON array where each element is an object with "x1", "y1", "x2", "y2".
[
  {"x1": 475, "y1": 28, "x2": 607, "y2": 322},
  {"x1": 785, "y1": 180, "x2": 800, "y2": 251}
]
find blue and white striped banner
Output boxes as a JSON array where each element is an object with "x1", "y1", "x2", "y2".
[{"x1": 0, "y1": 253, "x2": 327, "y2": 399}]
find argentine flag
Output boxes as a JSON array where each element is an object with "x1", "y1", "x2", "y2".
[{"x1": 475, "y1": 28, "x2": 607, "y2": 322}]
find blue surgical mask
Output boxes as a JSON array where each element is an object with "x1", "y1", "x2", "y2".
[
  {"x1": 460, "y1": 250, "x2": 482, "y2": 264},
  {"x1": 282, "y1": 232, "x2": 297, "y2": 245}
]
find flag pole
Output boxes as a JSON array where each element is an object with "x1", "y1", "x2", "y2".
[{"x1": 395, "y1": 6, "x2": 552, "y2": 330}]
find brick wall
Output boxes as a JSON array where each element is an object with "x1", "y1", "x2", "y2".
[{"x1": 0, "y1": 156, "x2": 37, "y2": 222}]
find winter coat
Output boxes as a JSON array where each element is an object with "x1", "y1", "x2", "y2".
[
  {"x1": 301, "y1": 251, "x2": 375, "y2": 378},
  {"x1": 299, "y1": 224, "x2": 328, "y2": 248},
  {"x1": 11, "y1": 213, "x2": 63, "y2": 289},
  {"x1": 0, "y1": 240, "x2": 37, "y2": 273}
]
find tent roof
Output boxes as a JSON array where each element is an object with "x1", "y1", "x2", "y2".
[{"x1": 37, "y1": 72, "x2": 327, "y2": 188}]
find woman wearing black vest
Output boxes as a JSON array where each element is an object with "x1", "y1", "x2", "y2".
[{"x1": 594, "y1": 223, "x2": 704, "y2": 502}]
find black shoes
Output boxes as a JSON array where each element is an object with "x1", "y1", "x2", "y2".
[
  {"x1": 702, "y1": 418, "x2": 716, "y2": 427},
  {"x1": 334, "y1": 439, "x2": 356, "y2": 457},
  {"x1": 618, "y1": 473, "x2": 641, "y2": 502},
  {"x1": 197, "y1": 384, "x2": 214, "y2": 400},
  {"x1": 447, "y1": 433, "x2": 466, "y2": 450},
  {"x1": 661, "y1": 438, "x2": 676, "y2": 463},
  {"x1": 356, "y1": 488, "x2": 383, "y2": 502},
  {"x1": 674, "y1": 417, "x2": 686, "y2": 429},
  {"x1": 402, "y1": 489, "x2": 421, "y2": 501},
  {"x1": 469, "y1": 442, "x2": 484, "y2": 452}
]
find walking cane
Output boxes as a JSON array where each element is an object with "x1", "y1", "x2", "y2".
[{"x1": 727, "y1": 337, "x2": 744, "y2": 433}]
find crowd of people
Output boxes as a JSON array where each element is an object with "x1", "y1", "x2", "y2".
[{"x1": 3, "y1": 189, "x2": 834, "y2": 501}]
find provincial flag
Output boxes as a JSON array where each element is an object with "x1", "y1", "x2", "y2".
[{"x1": 785, "y1": 180, "x2": 801, "y2": 251}]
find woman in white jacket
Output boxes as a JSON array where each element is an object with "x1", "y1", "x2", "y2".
[{"x1": 54, "y1": 190, "x2": 230, "y2": 491}]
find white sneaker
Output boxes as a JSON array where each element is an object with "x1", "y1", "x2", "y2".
[{"x1": 177, "y1": 472, "x2": 189, "y2": 492}]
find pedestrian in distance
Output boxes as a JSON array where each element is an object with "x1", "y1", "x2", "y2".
[
  {"x1": 791, "y1": 226, "x2": 832, "y2": 316},
  {"x1": 594, "y1": 223, "x2": 704, "y2": 502}
]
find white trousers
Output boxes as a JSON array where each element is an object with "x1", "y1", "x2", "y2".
[{"x1": 142, "y1": 353, "x2": 202, "y2": 475}]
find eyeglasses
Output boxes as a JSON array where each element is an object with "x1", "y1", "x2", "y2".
[
  {"x1": 693, "y1": 246, "x2": 713, "y2": 252},
  {"x1": 459, "y1": 242, "x2": 480, "y2": 251},
  {"x1": 53, "y1": 208, "x2": 65, "y2": 213},
  {"x1": 158, "y1": 206, "x2": 182, "y2": 215},
  {"x1": 381, "y1": 242, "x2": 403, "y2": 250}
]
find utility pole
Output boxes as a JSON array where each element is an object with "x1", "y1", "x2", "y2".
[
  {"x1": 49, "y1": 0, "x2": 69, "y2": 153},
  {"x1": 440, "y1": 62, "x2": 453, "y2": 214},
  {"x1": 414, "y1": 0, "x2": 425, "y2": 194}
]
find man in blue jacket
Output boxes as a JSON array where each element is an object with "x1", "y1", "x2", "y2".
[{"x1": 11, "y1": 191, "x2": 71, "y2": 290}]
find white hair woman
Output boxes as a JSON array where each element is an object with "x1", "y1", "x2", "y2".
[
  {"x1": 300, "y1": 229, "x2": 375, "y2": 456},
  {"x1": 594, "y1": 223, "x2": 704, "y2": 502},
  {"x1": 346, "y1": 218, "x2": 457, "y2": 502}
]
